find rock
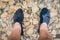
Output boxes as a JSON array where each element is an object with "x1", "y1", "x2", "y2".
[
  {"x1": 7, "y1": 5, "x2": 21, "y2": 18},
  {"x1": 47, "y1": 4, "x2": 52, "y2": 9},
  {"x1": 51, "y1": 30, "x2": 56, "y2": 37},
  {"x1": 24, "y1": 13, "x2": 30, "y2": 18},
  {"x1": 32, "y1": 34, "x2": 37, "y2": 38},
  {"x1": 56, "y1": 24, "x2": 60, "y2": 28},
  {"x1": 50, "y1": 8, "x2": 57, "y2": 17},
  {"x1": 4, "y1": 6, "x2": 10, "y2": 12},
  {"x1": 25, "y1": 0, "x2": 34, "y2": 7},
  {"x1": 33, "y1": 19, "x2": 39, "y2": 25},
  {"x1": 22, "y1": 1, "x2": 28, "y2": 9},
  {"x1": 1, "y1": 0, "x2": 9, "y2": 2},
  {"x1": 14, "y1": 0, "x2": 20, "y2": 3},
  {"x1": 25, "y1": 28, "x2": 33, "y2": 36},
  {"x1": 10, "y1": 5, "x2": 21, "y2": 11},
  {"x1": 26, "y1": 38, "x2": 30, "y2": 40},
  {"x1": 24, "y1": 21, "x2": 30, "y2": 27},
  {"x1": 38, "y1": 4, "x2": 45, "y2": 8},
  {"x1": 27, "y1": 9, "x2": 32, "y2": 14},
  {"x1": 1, "y1": 12, "x2": 8, "y2": 18},
  {"x1": 29, "y1": 19, "x2": 33, "y2": 23},
  {"x1": 9, "y1": 0, "x2": 15, "y2": 5},
  {"x1": 32, "y1": 5, "x2": 39, "y2": 13},
  {"x1": 0, "y1": 27, "x2": 3, "y2": 31},
  {"x1": 49, "y1": 26, "x2": 53, "y2": 30},
  {"x1": 58, "y1": 30, "x2": 60, "y2": 34},
  {"x1": 0, "y1": 9, "x2": 3, "y2": 15},
  {"x1": 1, "y1": 23, "x2": 7, "y2": 28},
  {"x1": 0, "y1": 2, "x2": 7, "y2": 9},
  {"x1": 19, "y1": 0, "x2": 23, "y2": 3}
]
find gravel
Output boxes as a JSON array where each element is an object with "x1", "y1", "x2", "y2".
[{"x1": 0, "y1": 0, "x2": 60, "y2": 40}]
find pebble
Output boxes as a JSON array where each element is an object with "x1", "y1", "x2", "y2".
[
  {"x1": 22, "y1": 1, "x2": 28, "y2": 9},
  {"x1": 58, "y1": 30, "x2": 60, "y2": 34},
  {"x1": 56, "y1": 24, "x2": 60, "y2": 29},
  {"x1": 9, "y1": 0, "x2": 15, "y2": 5},
  {"x1": 0, "y1": 9, "x2": 3, "y2": 15},
  {"x1": 32, "y1": 5, "x2": 39, "y2": 13},
  {"x1": 24, "y1": 21, "x2": 30, "y2": 27},
  {"x1": 14, "y1": 0, "x2": 20, "y2": 3},
  {"x1": 0, "y1": 1, "x2": 7, "y2": 9},
  {"x1": 4, "y1": 6, "x2": 10, "y2": 12},
  {"x1": 51, "y1": 30, "x2": 56, "y2": 37},
  {"x1": 25, "y1": 0, "x2": 34, "y2": 7},
  {"x1": 1, "y1": 12, "x2": 8, "y2": 18},
  {"x1": 38, "y1": 4, "x2": 45, "y2": 8},
  {"x1": 32, "y1": 34, "x2": 37, "y2": 38},
  {"x1": 1, "y1": 0, "x2": 9, "y2": 2},
  {"x1": 50, "y1": 8, "x2": 57, "y2": 17},
  {"x1": 33, "y1": 19, "x2": 39, "y2": 25},
  {"x1": 26, "y1": 28, "x2": 34, "y2": 36},
  {"x1": 24, "y1": 13, "x2": 30, "y2": 18}
]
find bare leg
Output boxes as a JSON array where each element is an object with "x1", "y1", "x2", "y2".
[
  {"x1": 39, "y1": 23, "x2": 52, "y2": 40},
  {"x1": 8, "y1": 22, "x2": 21, "y2": 40}
]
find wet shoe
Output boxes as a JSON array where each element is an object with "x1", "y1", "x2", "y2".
[
  {"x1": 40, "y1": 8, "x2": 50, "y2": 25},
  {"x1": 13, "y1": 9, "x2": 24, "y2": 35},
  {"x1": 38, "y1": 8, "x2": 50, "y2": 33}
]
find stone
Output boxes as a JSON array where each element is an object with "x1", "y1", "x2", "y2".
[
  {"x1": 27, "y1": 9, "x2": 32, "y2": 14},
  {"x1": 38, "y1": 4, "x2": 45, "y2": 8},
  {"x1": 58, "y1": 30, "x2": 60, "y2": 34},
  {"x1": 49, "y1": 26, "x2": 53, "y2": 30},
  {"x1": 19, "y1": 0, "x2": 23, "y2": 3},
  {"x1": 1, "y1": 23, "x2": 7, "y2": 28},
  {"x1": 24, "y1": 13, "x2": 30, "y2": 18},
  {"x1": 29, "y1": 19, "x2": 33, "y2": 23},
  {"x1": 25, "y1": 0, "x2": 34, "y2": 7},
  {"x1": 26, "y1": 38, "x2": 30, "y2": 40},
  {"x1": 0, "y1": 27, "x2": 3, "y2": 31},
  {"x1": 50, "y1": 8, "x2": 57, "y2": 17},
  {"x1": 7, "y1": 5, "x2": 21, "y2": 18},
  {"x1": 1, "y1": 0, "x2": 9, "y2": 2},
  {"x1": 32, "y1": 5, "x2": 39, "y2": 13},
  {"x1": 10, "y1": 5, "x2": 21, "y2": 11},
  {"x1": 51, "y1": 30, "x2": 56, "y2": 37},
  {"x1": 0, "y1": 2, "x2": 7, "y2": 9},
  {"x1": 56, "y1": 24, "x2": 60, "y2": 28},
  {"x1": 33, "y1": 19, "x2": 39, "y2": 25},
  {"x1": 1, "y1": 12, "x2": 8, "y2": 18},
  {"x1": 22, "y1": 1, "x2": 28, "y2": 9},
  {"x1": 32, "y1": 34, "x2": 37, "y2": 38},
  {"x1": 14, "y1": 0, "x2": 20, "y2": 3},
  {"x1": 24, "y1": 21, "x2": 30, "y2": 27},
  {"x1": 25, "y1": 28, "x2": 33, "y2": 36},
  {"x1": 4, "y1": 6, "x2": 10, "y2": 12},
  {"x1": 0, "y1": 9, "x2": 3, "y2": 15},
  {"x1": 9, "y1": 0, "x2": 15, "y2": 5}
]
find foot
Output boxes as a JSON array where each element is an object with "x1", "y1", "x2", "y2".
[
  {"x1": 40, "y1": 8, "x2": 50, "y2": 25},
  {"x1": 8, "y1": 22, "x2": 21, "y2": 40},
  {"x1": 13, "y1": 9, "x2": 24, "y2": 35}
]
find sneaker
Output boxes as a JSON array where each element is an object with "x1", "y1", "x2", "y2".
[
  {"x1": 38, "y1": 8, "x2": 50, "y2": 33},
  {"x1": 40, "y1": 8, "x2": 50, "y2": 25}
]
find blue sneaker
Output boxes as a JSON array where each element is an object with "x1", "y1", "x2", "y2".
[
  {"x1": 13, "y1": 9, "x2": 24, "y2": 35},
  {"x1": 38, "y1": 8, "x2": 50, "y2": 33},
  {"x1": 40, "y1": 8, "x2": 50, "y2": 25}
]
